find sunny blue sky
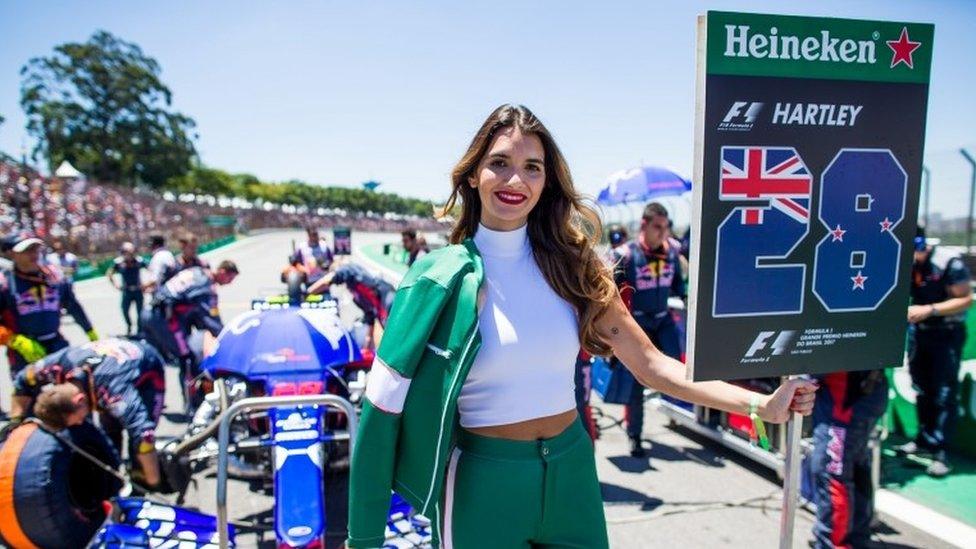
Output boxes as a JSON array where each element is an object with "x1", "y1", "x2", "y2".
[{"x1": 1, "y1": 1, "x2": 974, "y2": 216}]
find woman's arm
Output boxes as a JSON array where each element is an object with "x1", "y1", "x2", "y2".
[{"x1": 596, "y1": 296, "x2": 817, "y2": 423}]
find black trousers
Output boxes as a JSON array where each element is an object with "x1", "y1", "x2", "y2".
[
  {"x1": 908, "y1": 324, "x2": 965, "y2": 453},
  {"x1": 121, "y1": 289, "x2": 144, "y2": 333},
  {"x1": 625, "y1": 315, "x2": 681, "y2": 439}
]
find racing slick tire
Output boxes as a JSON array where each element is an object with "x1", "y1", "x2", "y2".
[{"x1": 0, "y1": 421, "x2": 123, "y2": 549}]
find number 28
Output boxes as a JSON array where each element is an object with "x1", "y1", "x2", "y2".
[{"x1": 713, "y1": 148, "x2": 907, "y2": 317}]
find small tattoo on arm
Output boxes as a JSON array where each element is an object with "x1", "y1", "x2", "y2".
[{"x1": 611, "y1": 327, "x2": 619, "y2": 335}]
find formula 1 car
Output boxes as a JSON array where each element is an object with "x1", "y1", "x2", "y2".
[
  {"x1": 95, "y1": 294, "x2": 431, "y2": 548},
  {"x1": 0, "y1": 289, "x2": 428, "y2": 548},
  {"x1": 92, "y1": 493, "x2": 432, "y2": 548}
]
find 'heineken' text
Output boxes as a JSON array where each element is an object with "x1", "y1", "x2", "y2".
[{"x1": 725, "y1": 25, "x2": 877, "y2": 64}]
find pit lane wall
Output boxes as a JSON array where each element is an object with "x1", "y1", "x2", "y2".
[{"x1": 71, "y1": 234, "x2": 238, "y2": 281}]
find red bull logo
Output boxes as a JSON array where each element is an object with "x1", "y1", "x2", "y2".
[{"x1": 253, "y1": 347, "x2": 312, "y2": 364}]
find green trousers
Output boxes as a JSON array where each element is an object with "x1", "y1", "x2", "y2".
[{"x1": 435, "y1": 419, "x2": 609, "y2": 548}]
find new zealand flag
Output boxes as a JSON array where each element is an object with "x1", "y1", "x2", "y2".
[{"x1": 714, "y1": 147, "x2": 812, "y2": 317}]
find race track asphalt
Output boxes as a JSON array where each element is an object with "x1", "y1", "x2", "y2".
[{"x1": 0, "y1": 230, "x2": 955, "y2": 548}]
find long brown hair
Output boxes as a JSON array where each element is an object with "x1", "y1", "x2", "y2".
[{"x1": 444, "y1": 104, "x2": 617, "y2": 355}]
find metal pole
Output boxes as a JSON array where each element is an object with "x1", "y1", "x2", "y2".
[
  {"x1": 779, "y1": 378, "x2": 804, "y2": 549},
  {"x1": 962, "y1": 149, "x2": 976, "y2": 253},
  {"x1": 216, "y1": 394, "x2": 358, "y2": 549},
  {"x1": 922, "y1": 165, "x2": 931, "y2": 228}
]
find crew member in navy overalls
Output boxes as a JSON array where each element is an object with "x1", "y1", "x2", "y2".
[
  {"x1": 898, "y1": 226, "x2": 972, "y2": 477},
  {"x1": 308, "y1": 261, "x2": 395, "y2": 350},
  {"x1": 291, "y1": 226, "x2": 334, "y2": 284},
  {"x1": 810, "y1": 369, "x2": 887, "y2": 548},
  {"x1": 159, "y1": 231, "x2": 211, "y2": 284},
  {"x1": 107, "y1": 242, "x2": 149, "y2": 336},
  {"x1": 0, "y1": 231, "x2": 97, "y2": 378},
  {"x1": 9, "y1": 338, "x2": 169, "y2": 490},
  {"x1": 612, "y1": 203, "x2": 685, "y2": 457},
  {"x1": 141, "y1": 262, "x2": 238, "y2": 412}
]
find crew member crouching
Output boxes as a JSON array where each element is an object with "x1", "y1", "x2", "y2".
[{"x1": 7, "y1": 338, "x2": 172, "y2": 491}]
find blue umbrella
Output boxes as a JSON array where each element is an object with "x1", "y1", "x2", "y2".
[
  {"x1": 201, "y1": 307, "x2": 361, "y2": 381},
  {"x1": 596, "y1": 166, "x2": 691, "y2": 206}
]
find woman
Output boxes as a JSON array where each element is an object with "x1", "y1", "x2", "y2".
[{"x1": 346, "y1": 104, "x2": 817, "y2": 548}]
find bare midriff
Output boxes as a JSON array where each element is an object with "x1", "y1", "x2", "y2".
[{"x1": 463, "y1": 408, "x2": 578, "y2": 441}]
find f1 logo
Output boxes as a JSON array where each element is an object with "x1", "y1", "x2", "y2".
[
  {"x1": 723, "y1": 101, "x2": 763, "y2": 123},
  {"x1": 745, "y1": 330, "x2": 795, "y2": 358}
]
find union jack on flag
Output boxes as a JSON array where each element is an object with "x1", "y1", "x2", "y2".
[{"x1": 721, "y1": 147, "x2": 812, "y2": 225}]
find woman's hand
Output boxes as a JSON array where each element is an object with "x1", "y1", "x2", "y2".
[{"x1": 759, "y1": 378, "x2": 819, "y2": 424}]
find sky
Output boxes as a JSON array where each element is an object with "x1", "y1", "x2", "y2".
[{"x1": 1, "y1": 1, "x2": 974, "y2": 216}]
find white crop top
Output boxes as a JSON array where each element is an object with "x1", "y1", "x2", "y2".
[{"x1": 457, "y1": 224, "x2": 580, "y2": 428}]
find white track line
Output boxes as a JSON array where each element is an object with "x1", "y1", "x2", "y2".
[
  {"x1": 353, "y1": 248, "x2": 405, "y2": 286},
  {"x1": 875, "y1": 489, "x2": 975, "y2": 549}
]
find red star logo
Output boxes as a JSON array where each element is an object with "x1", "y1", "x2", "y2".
[
  {"x1": 851, "y1": 271, "x2": 868, "y2": 290},
  {"x1": 830, "y1": 224, "x2": 846, "y2": 242},
  {"x1": 880, "y1": 217, "x2": 894, "y2": 232},
  {"x1": 887, "y1": 27, "x2": 921, "y2": 69}
]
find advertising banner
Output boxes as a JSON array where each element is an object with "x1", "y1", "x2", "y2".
[
  {"x1": 333, "y1": 226, "x2": 352, "y2": 255},
  {"x1": 688, "y1": 11, "x2": 933, "y2": 381}
]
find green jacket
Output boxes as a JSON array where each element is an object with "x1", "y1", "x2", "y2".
[{"x1": 347, "y1": 240, "x2": 484, "y2": 548}]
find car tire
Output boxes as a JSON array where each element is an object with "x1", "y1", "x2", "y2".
[{"x1": 0, "y1": 421, "x2": 123, "y2": 549}]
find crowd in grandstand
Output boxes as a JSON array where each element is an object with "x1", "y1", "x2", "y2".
[{"x1": 0, "y1": 160, "x2": 446, "y2": 262}]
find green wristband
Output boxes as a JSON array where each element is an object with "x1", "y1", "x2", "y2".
[{"x1": 749, "y1": 395, "x2": 770, "y2": 451}]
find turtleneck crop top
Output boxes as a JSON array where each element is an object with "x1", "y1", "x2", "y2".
[{"x1": 457, "y1": 223, "x2": 580, "y2": 428}]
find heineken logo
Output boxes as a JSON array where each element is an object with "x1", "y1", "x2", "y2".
[
  {"x1": 724, "y1": 25, "x2": 878, "y2": 64},
  {"x1": 886, "y1": 27, "x2": 921, "y2": 69},
  {"x1": 724, "y1": 25, "x2": 922, "y2": 69}
]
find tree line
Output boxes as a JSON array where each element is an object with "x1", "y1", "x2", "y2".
[{"x1": 168, "y1": 167, "x2": 433, "y2": 217}]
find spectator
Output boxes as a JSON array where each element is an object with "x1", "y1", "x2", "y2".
[{"x1": 0, "y1": 158, "x2": 451, "y2": 265}]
